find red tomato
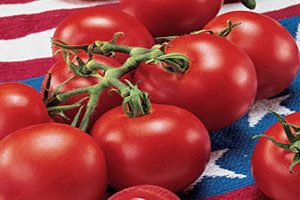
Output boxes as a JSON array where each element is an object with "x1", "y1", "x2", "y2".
[
  {"x1": 0, "y1": 123, "x2": 107, "y2": 200},
  {"x1": 108, "y1": 185, "x2": 180, "y2": 200},
  {"x1": 204, "y1": 11, "x2": 300, "y2": 100},
  {"x1": 0, "y1": 82, "x2": 50, "y2": 139},
  {"x1": 91, "y1": 104, "x2": 211, "y2": 192},
  {"x1": 42, "y1": 54, "x2": 130, "y2": 130},
  {"x1": 134, "y1": 33, "x2": 257, "y2": 130},
  {"x1": 53, "y1": 8, "x2": 154, "y2": 63},
  {"x1": 224, "y1": 0, "x2": 239, "y2": 3},
  {"x1": 120, "y1": 0, "x2": 223, "y2": 37},
  {"x1": 252, "y1": 112, "x2": 300, "y2": 200}
]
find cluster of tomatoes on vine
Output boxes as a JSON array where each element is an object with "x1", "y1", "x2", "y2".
[{"x1": 0, "y1": 0, "x2": 300, "y2": 199}]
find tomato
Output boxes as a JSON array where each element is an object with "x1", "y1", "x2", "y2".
[
  {"x1": 134, "y1": 33, "x2": 257, "y2": 130},
  {"x1": 53, "y1": 8, "x2": 154, "y2": 63},
  {"x1": 224, "y1": 0, "x2": 239, "y2": 3},
  {"x1": 91, "y1": 104, "x2": 211, "y2": 192},
  {"x1": 120, "y1": 0, "x2": 223, "y2": 37},
  {"x1": 108, "y1": 185, "x2": 180, "y2": 200},
  {"x1": 252, "y1": 112, "x2": 300, "y2": 200},
  {"x1": 0, "y1": 82, "x2": 50, "y2": 140},
  {"x1": 0, "y1": 123, "x2": 107, "y2": 200},
  {"x1": 204, "y1": 11, "x2": 300, "y2": 100},
  {"x1": 42, "y1": 54, "x2": 130, "y2": 130}
]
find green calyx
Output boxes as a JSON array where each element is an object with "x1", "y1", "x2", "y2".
[
  {"x1": 120, "y1": 80, "x2": 151, "y2": 118},
  {"x1": 146, "y1": 44, "x2": 189, "y2": 74},
  {"x1": 253, "y1": 110, "x2": 300, "y2": 173}
]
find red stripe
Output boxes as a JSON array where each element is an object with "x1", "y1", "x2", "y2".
[
  {"x1": 0, "y1": 0, "x2": 34, "y2": 4},
  {"x1": 198, "y1": 184, "x2": 270, "y2": 200},
  {"x1": 263, "y1": 4, "x2": 300, "y2": 20},
  {"x1": 0, "y1": 58, "x2": 55, "y2": 82},
  {"x1": 0, "y1": 3, "x2": 119, "y2": 40}
]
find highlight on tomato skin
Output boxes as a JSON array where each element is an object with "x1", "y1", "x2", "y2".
[
  {"x1": 108, "y1": 185, "x2": 180, "y2": 200},
  {"x1": 91, "y1": 104, "x2": 211, "y2": 193},
  {"x1": 204, "y1": 11, "x2": 300, "y2": 100}
]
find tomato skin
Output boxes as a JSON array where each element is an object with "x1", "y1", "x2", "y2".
[
  {"x1": 120, "y1": 0, "x2": 223, "y2": 37},
  {"x1": 251, "y1": 112, "x2": 300, "y2": 200},
  {"x1": 108, "y1": 185, "x2": 180, "y2": 200},
  {"x1": 134, "y1": 33, "x2": 257, "y2": 130},
  {"x1": 53, "y1": 8, "x2": 154, "y2": 63},
  {"x1": 224, "y1": 0, "x2": 239, "y2": 3},
  {"x1": 42, "y1": 54, "x2": 130, "y2": 129},
  {"x1": 204, "y1": 11, "x2": 300, "y2": 100},
  {"x1": 0, "y1": 82, "x2": 50, "y2": 139},
  {"x1": 0, "y1": 123, "x2": 107, "y2": 200},
  {"x1": 91, "y1": 104, "x2": 211, "y2": 192}
]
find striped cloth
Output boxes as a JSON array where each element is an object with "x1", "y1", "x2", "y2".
[{"x1": 0, "y1": 0, "x2": 300, "y2": 199}]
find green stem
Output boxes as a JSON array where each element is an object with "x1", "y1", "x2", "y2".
[
  {"x1": 290, "y1": 141, "x2": 300, "y2": 153},
  {"x1": 93, "y1": 41, "x2": 134, "y2": 55},
  {"x1": 82, "y1": 60, "x2": 114, "y2": 74},
  {"x1": 107, "y1": 78, "x2": 130, "y2": 97},
  {"x1": 218, "y1": 21, "x2": 241, "y2": 38},
  {"x1": 47, "y1": 97, "x2": 89, "y2": 112},
  {"x1": 47, "y1": 38, "x2": 189, "y2": 132},
  {"x1": 55, "y1": 87, "x2": 91, "y2": 104},
  {"x1": 79, "y1": 86, "x2": 104, "y2": 131},
  {"x1": 52, "y1": 39, "x2": 89, "y2": 51}
]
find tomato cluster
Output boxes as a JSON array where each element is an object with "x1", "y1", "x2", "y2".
[{"x1": 0, "y1": 1, "x2": 299, "y2": 199}]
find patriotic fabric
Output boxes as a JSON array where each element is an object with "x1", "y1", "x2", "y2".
[{"x1": 0, "y1": 0, "x2": 300, "y2": 199}]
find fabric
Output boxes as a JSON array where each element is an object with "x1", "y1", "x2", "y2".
[{"x1": 0, "y1": 0, "x2": 299, "y2": 199}]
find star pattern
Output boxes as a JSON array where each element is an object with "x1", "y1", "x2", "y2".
[
  {"x1": 248, "y1": 95, "x2": 294, "y2": 127},
  {"x1": 184, "y1": 149, "x2": 246, "y2": 192}
]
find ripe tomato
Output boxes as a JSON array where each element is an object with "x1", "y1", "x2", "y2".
[
  {"x1": 108, "y1": 185, "x2": 180, "y2": 200},
  {"x1": 134, "y1": 33, "x2": 257, "y2": 130},
  {"x1": 204, "y1": 11, "x2": 300, "y2": 100},
  {"x1": 0, "y1": 82, "x2": 50, "y2": 139},
  {"x1": 252, "y1": 112, "x2": 300, "y2": 200},
  {"x1": 53, "y1": 8, "x2": 154, "y2": 63},
  {"x1": 0, "y1": 123, "x2": 107, "y2": 200},
  {"x1": 224, "y1": 0, "x2": 239, "y2": 3},
  {"x1": 91, "y1": 104, "x2": 211, "y2": 192},
  {"x1": 120, "y1": 0, "x2": 223, "y2": 37},
  {"x1": 42, "y1": 54, "x2": 130, "y2": 130}
]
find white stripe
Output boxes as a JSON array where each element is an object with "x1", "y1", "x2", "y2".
[
  {"x1": 296, "y1": 23, "x2": 300, "y2": 50},
  {"x1": 0, "y1": 29, "x2": 54, "y2": 62},
  {"x1": 220, "y1": 0, "x2": 300, "y2": 15},
  {"x1": 0, "y1": 0, "x2": 118, "y2": 18}
]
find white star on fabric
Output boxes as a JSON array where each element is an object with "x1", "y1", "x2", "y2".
[
  {"x1": 248, "y1": 95, "x2": 294, "y2": 127},
  {"x1": 184, "y1": 149, "x2": 246, "y2": 192}
]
